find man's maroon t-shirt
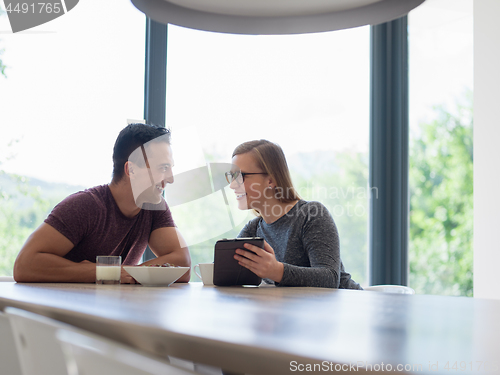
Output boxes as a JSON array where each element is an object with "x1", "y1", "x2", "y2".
[{"x1": 44, "y1": 185, "x2": 175, "y2": 265}]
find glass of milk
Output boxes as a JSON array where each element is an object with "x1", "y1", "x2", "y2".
[{"x1": 96, "y1": 256, "x2": 122, "y2": 285}]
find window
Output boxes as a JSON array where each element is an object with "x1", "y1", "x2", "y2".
[
  {"x1": 408, "y1": 0, "x2": 473, "y2": 296},
  {"x1": 0, "y1": 0, "x2": 145, "y2": 276},
  {"x1": 166, "y1": 25, "x2": 370, "y2": 285}
]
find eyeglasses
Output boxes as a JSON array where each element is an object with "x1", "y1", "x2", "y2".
[{"x1": 225, "y1": 171, "x2": 267, "y2": 184}]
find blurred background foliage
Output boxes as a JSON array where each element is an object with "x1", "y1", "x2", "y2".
[
  {"x1": 409, "y1": 92, "x2": 473, "y2": 296},
  {"x1": 0, "y1": 167, "x2": 81, "y2": 275}
]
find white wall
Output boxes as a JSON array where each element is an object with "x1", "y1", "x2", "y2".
[{"x1": 474, "y1": 0, "x2": 500, "y2": 299}]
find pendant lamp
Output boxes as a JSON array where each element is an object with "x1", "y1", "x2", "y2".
[{"x1": 131, "y1": 0, "x2": 425, "y2": 35}]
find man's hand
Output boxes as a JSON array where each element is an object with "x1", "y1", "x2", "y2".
[
  {"x1": 80, "y1": 260, "x2": 137, "y2": 284},
  {"x1": 120, "y1": 267, "x2": 138, "y2": 284}
]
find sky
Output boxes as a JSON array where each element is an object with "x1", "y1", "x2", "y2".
[{"x1": 0, "y1": 0, "x2": 472, "y2": 187}]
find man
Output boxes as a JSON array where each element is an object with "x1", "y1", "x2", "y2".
[{"x1": 14, "y1": 123, "x2": 191, "y2": 283}]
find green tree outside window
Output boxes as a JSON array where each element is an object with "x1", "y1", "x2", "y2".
[{"x1": 409, "y1": 92, "x2": 473, "y2": 296}]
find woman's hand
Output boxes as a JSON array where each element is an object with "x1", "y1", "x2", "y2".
[{"x1": 234, "y1": 240, "x2": 284, "y2": 282}]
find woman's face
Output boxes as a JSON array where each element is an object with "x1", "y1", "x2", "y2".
[{"x1": 230, "y1": 152, "x2": 270, "y2": 211}]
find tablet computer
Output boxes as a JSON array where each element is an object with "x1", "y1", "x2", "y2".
[{"x1": 213, "y1": 237, "x2": 263, "y2": 286}]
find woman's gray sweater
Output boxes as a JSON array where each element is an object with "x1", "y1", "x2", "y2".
[{"x1": 238, "y1": 200, "x2": 362, "y2": 289}]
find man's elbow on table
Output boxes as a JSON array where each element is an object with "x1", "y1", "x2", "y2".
[
  {"x1": 13, "y1": 248, "x2": 38, "y2": 283},
  {"x1": 13, "y1": 257, "x2": 27, "y2": 282},
  {"x1": 13, "y1": 223, "x2": 77, "y2": 283}
]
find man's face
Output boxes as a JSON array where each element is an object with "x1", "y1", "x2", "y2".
[{"x1": 129, "y1": 141, "x2": 174, "y2": 207}]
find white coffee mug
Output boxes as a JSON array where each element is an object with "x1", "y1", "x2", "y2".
[{"x1": 194, "y1": 263, "x2": 214, "y2": 286}]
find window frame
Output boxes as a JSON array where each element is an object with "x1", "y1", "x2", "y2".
[{"x1": 369, "y1": 17, "x2": 409, "y2": 286}]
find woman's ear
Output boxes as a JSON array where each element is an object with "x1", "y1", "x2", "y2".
[{"x1": 267, "y1": 176, "x2": 276, "y2": 189}]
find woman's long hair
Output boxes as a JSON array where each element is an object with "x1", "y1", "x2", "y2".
[{"x1": 232, "y1": 140, "x2": 301, "y2": 204}]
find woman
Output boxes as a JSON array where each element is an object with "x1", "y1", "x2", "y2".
[{"x1": 227, "y1": 139, "x2": 361, "y2": 289}]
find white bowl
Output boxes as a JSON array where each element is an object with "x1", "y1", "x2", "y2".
[{"x1": 123, "y1": 266, "x2": 189, "y2": 287}]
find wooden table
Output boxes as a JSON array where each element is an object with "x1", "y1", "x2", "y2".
[{"x1": 1, "y1": 282, "x2": 499, "y2": 374}]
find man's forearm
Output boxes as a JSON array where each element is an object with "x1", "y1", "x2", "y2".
[{"x1": 14, "y1": 252, "x2": 96, "y2": 283}]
